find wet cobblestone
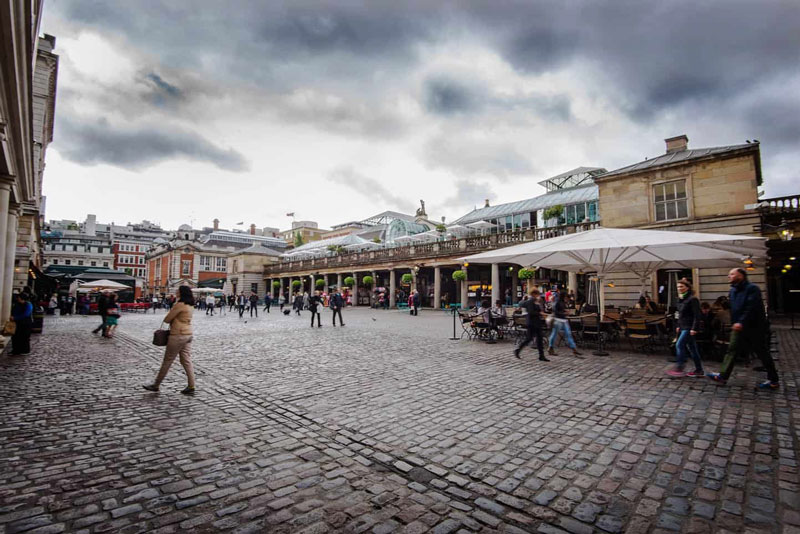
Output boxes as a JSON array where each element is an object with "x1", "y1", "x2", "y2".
[{"x1": 1, "y1": 308, "x2": 799, "y2": 532}]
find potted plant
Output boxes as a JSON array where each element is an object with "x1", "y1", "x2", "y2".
[
  {"x1": 436, "y1": 224, "x2": 447, "y2": 233},
  {"x1": 343, "y1": 276, "x2": 355, "y2": 287},
  {"x1": 401, "y1": 273, "x2": 413, "y2": 284},
  {"x1": 272, "y1": 281, "x2": 281, "y2": 289},
  {"x1": 543, "y1": 205, "x2": 563, "y2": 227},
  {"x1": 291, "y1": 280, "x2": 302, "y2": 290},
  {"x1": 362, "y1": 275, "x2": 374, "y2": 286},
  {"x1": 372, "y1": 237, "x2": 382, "y2": 243},
  {"x1": 518, "y1": 267, "x2": 536, "y2": 280},
  {"x1": 452, "y1": 270, "x2": 467, "y2": 282},
  {"x1": 315, "y1": 279, "x2": 325, "y2": 289}
]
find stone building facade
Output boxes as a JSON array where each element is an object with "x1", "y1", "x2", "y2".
[{"x1": 594, "y1": 135, "x2": 764, "y2": 305}]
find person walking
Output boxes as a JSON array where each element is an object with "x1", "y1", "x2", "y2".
[
  {"x1": 309, "y1": 290, "x2": 322, "y2": 327},
  {"x1": 666, "y1": 279, "x2": 705, "y2": 377},
  {"x1": 104, "y1": 294, "x2": 121, "y2": 338},
  {"x1": 249, "y1": 292, "x2": 259, "y2": 317},
  {"x1": 514, "y1": 289, "x2": 549, "y2": 361},
  {"x1": 547, "y1": 288, "x2": 582, "y2": 357},
  {"x1": 237, "y1": 292, "x2": 247, "y2": 318},
  {"x1": 205, "y1": 294, "x2": 215, "y2": 316},
  {"x1": 263, "y1": 292, "x2": 272, "y2": 313},
  {"x1": 302, "y1": 291, "x2": 310, "y2": 311},
  {"x1": 143, "y1": 285, "x2": 196, "y2": 395},
  {"x1": 411, "y1": 289, "x2": 420, "y2": 316},
  {"x1": 93, "y1": 292, "x2": 110, "y2": 335},
  {"x1": 10, "y1": 294, "x2": 33, "y2": 356},
  {"x1": 331, "y1": 289, "x2": 345, "y2": 326},
  {"x1": 278, "y1": 292, "x2": 285, "y2": 312},
  {"x1": 228, "y1": 294, "x2": 235, "y2": 312},
  {"x1": 707, "y1": 268, "x2": 779, "y2": 388}
]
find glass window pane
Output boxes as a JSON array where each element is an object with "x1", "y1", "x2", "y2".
[
  {"x1": 656, "y1": 203, "x2": 666, "y2": 221},
  {"x1": 665, "y1": 184, "x2": 676, "y2": 201},
  {"x1": 654, "y1": 185, "x2": 665, "y2": 203},
  {"x1": 513, "y1": 214, "x2": 521, "y2": 228},
  {"x1": 521, "y1": 213, "x2": 530, "y2": 228},
  {"x1": 677, "y1": 199, "x2": 688, "y2": 218},
  {"x1": 667, "y1": 202, "x2": 677, "y2": 220},
  {"x1": 675, "y1": 180, "x2": 686, "y2": 198},
  {"x1": 588, "y1": 202, "x2": 598, "y2": 221},
  {"x1": 576, "y1": 203, "x2": 586, "y2": 222}
]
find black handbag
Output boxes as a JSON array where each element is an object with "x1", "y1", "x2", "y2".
[{"x1": 152, "y1": 322, "x2": 170, "y2": 346}]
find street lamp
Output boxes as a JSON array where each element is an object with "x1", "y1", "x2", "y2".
[{"x1": 779, "y1": 219, "x2": 794, "y2": 241}]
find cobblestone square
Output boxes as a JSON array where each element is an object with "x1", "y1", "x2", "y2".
[{"x1": 1, "y1": 308, "x2": 798, "y2": 533}]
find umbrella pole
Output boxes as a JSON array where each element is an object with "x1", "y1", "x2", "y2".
[
  {"x1": 449, "y1": 307, "x2": 460, "y2": 340},
  {"x1": 592, "y1": 276, "x2": 609, "y2": 356}
]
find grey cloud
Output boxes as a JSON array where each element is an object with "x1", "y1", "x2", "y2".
[
  {"x1": 424, "y1": 77, "x2": 481, "y2": 116},
  {"x1": 424, "y1": 134, "x2": 535, "y2": 180},
  {"x1": 145, "y1": 72, "x2": 182, "y2": 101},
  {"x1": 327, "y1": 167, "x2": 416, "y2": 213},
  {"x1": 443, "y1": 180, "x2": 496, "y2": 212},
  {"x1": 57, "y1": 116, "x2": 249, "y2": 172}
]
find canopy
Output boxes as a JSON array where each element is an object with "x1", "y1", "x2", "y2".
[
  {"x1": 192, "y1": 287, "x2": 218, "y2": 294},
  {"x1": 466, "y1": 220, "x2": 495, "y2": 232},
  {"x1": 78, "y1": 279, "x2": 132, "y2": 291},
  {"x1": 462, "y1": 226, "x2": 766, "y2": 310}
]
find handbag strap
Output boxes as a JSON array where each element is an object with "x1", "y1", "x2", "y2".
[{"x1": 158, "y1": 321, "x2": 169, "y2": 331}]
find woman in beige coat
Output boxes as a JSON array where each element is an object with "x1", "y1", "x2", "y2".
[{"x1": 143, "y1": 285, "x2": 196, "y2": 395}]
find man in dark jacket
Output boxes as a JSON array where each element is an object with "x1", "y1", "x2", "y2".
[
  {"x1": 514, "y1": 289, "x2": 549, "y2": 361},
  {"x1": 331, "y1": 290, "x2": 345, "y2": 326},
  {"x1": 708, "y1": 268, "x2": 779, "y2": 388},
  {"x1": 411, "y1": 290, "x2": 420, "y2": 316},
  {"x1": 93, "y1": 292, "x2": 109, "y2": 335},
  {"x1": 263, "y1": 293, "x2": 272, "y2": 313},
  {"x1": 249, "y1": 292, "x2": 259, "y2": 317}
]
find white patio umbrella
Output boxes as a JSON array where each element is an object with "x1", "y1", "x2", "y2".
[
  {"x1": 191, "y1": 287, "x2": 218, "y2": 294},
  {"x1": 79, "y1": 279, "x2": 131, "y2": 291},
  {"x1": 466, "y1": 221, "x2": 495, "y2": 235},
  {"x1": 445, "y1": 224, "x2": 470, "y2": 237},
  {"x1": 462, "y1": 226, "x2": 765, "y2": 311}
]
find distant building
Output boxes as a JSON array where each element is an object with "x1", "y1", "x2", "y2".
[
  {"x1": 281, "y1": 221, "x2": 327, "y2": 245},
  {"x1": 42, "y1": 216, "x2": 114, "y2": 270}
]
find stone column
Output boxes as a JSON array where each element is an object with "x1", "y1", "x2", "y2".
[
  {"x1": 2, "y1": 205, "x2": 18, "y2": 320},
  {"x1": 461, "y1": 266, "x2": 469, "y2": 309},
  {"x1": 323, "y1": 274, "x2": 329, "y2": 295},
  {"x1": 370, "y1": 270, "x2": 377, "y2": 306},
  {"x1": 433, "y1": 266, "x2": 441, "y2": 309},
  {"x1": 491, "y1": 263, "x2": 500, "y2": 307},
  {"x1": 567, "y1": 271, "x2": 578, "y2": 298},
  {"x1": 389, "y1": 269, "x2": 396, "y2": 308},
  {"x1": 310, "y1": 274, "x2": 315, "y2": 294},
  {"x1": 279, "y1": 278, "x2": 284, "y2": 300},
  {"x1": 511, "y1": 269, "x2": 519, "y2": 304},
  {"x1": 337, "y1": 273, "x2": 343, "y2": 290},
  {"x1": 352, "y1": 272, "x2": 358, "y2": 306},
  {"x1": 0, "y1": 184, "x2": 11, "y2": 317}
]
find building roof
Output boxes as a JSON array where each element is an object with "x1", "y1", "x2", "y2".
[
  {"x1": 453, "y1": 185, "x2": 598, "y2": 226},
  {"x1": 599, "y1": 143, "x2": 758, "y2": 179},
  {"x1": 232, "y1": 244, "x2": 283, "y2": 257},
  {"x1": 536, "y1": 167, "x2": 606, "y2": 189}
]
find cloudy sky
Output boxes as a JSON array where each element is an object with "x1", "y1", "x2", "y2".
[{"x1": 41, "y1": 1, "x2": 800, "y2": 232}]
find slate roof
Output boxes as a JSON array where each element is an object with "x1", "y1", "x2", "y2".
[{"x1": 599, "y1": 143, "x2": 758, "y2": 179}]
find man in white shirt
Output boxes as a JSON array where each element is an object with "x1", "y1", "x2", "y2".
[{"x1": 205, "y1": 294, "x2": 216, "y2": 316}]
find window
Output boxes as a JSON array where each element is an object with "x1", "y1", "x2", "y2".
[
  {"x1": 91, "y1": 261, "x2": 96, "y2": 266},
  {"x1": 588, "y1": 201, "x2": 598, "y2": 221},
  {"x1": 103, "y1": 261, "x2": 108, "y2": 267},
  {"x1": 654, "y1": 180, "x2": 688, "y2": 221},
  {"x1": 182, "y1": 260, "x2": 191, "y2": 275},
  {"x1": 521, "y1": 213, "x2": 531, "y2": 228},
  {"x1": 215, "y1": 257, "x2": 227, "y2": 271},
  {"x1": 65, "y1": 259, "x2": 71, "y2": 265},
  {"x1": 251, "y1": 283, "x2": 259, "y2": 293},
  {"x1": 52, "y1": 259, "x2": 58, "y2": 265},
  {"x1": 78, "y1": 260, "x2": 84, "y2": 266}
]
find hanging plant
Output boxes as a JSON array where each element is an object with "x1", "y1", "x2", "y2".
[
  {"x1": 344, "y1": 276, "x2": 355, "y2": 287},
  {"x1": 518, "y1": 268, "x2": 536, "y2": 280},
  {"x1": 401, "y1": 273, "x2": 413, "y2": 284},
  {"x1": 291, "y1": 280, "x2": 302, "y2": 289},
  {"x1": 543, "y1": 205, "x2": 564, "y2": 221},
  {"x1": 452, "y1": 270, "x2": 467, "y2": 282},
  {"x1": 272, "y1": 281, "x2": 281, "y2": 289},
  {"x1": 315, "y1": 279, "x2": 325, "y2": 288},
  {"x1": 362, "y1": 275, "x2": 374, "y2": 285}
]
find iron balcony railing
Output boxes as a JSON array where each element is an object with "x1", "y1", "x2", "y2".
[{"x1": 264, "y1": 222, "x2": 597, "y2": 275}]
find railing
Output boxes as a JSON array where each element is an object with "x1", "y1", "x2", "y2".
[
  {"x1": 760, "y1": 194, "x2": 800, "y2": 214},
  {"x1": 265, "y1": 222, "x2": 597, "y2": 275}
]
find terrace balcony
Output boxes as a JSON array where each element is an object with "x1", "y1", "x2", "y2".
[{"x1": 264, "y1": 221, "x2": 597, "y2": 276}]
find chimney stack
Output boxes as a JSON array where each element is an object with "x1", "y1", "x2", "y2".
[
  {"x1": 484, "y1": 199, "x2": 490, "y2": 208},
  {"x1": 213, "y1": 218, "x2": 219, "y2": 230},
  {"x1": 665, "y1": 134, "x2": 688, "y2": 154},
  {"x1": 249, "y1": 223, "x2": 256, "y2": 235}
]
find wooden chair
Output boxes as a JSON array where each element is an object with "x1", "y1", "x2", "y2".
[
  {"x1": 625, "y1": 318, "x2": 655, "y2": 353},
  {"x1": 581, "y1": 316, "x2": 606, "y2": 351}
]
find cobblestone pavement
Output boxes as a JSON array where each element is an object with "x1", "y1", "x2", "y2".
[{"x1": 1, "y1": 307, "x2": 799, "y2": 534}]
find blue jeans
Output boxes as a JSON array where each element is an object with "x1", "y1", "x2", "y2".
[
  {"x1": 549, "y1": 319, "x2": 577, "y2": 350},
  {"x1": 675, "y1": 329, "x2": 703, "y2": 372}
]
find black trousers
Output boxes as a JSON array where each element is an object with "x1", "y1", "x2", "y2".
[
  {"x1": 332, "y1": 308, "x2": 344, "y2": 325},
  {"x1": 250, "y1": 305, "x2": 257, "y2": 317},
  {"x1": 518, "y1": 323, "x2": 545, "y2": 357},
  {"x1": 411, "y1": 305, "x2": 418, "y2": 316},
  {"x1": 11, "y1": 320, "x2": 32, "y2": 354},
  {"x1": 93, "y1": 313, "x2": 107, "y2": 333},
  {"x1": 310, "y1": 310, "x2": 321, "y2": 327},
  {"x1": 238, "y1": 305, "x2": 245, "y2": 317},
  {"x1": 263, "y1": 303, "x2": 271, "y2": 312}
]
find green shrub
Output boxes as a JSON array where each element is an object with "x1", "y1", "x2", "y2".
[
  {"x1": 401, "y1": 273, "x2": 413, "y2": 284},
  {"x1": 362, "y1": 275, "x2": 374, "y2": 285},
  {"x1": 344, "y1": 276, "x2": 355, "y2": 287},
  {"x1": 452, "y1": 270, "x2": 467, "y2": 282},
  {"x1": 272, "y1": 281, "x2": 281, "y2": 289},
  {"x1": 543, "y1": 205, "x2": 563, "y2": 221},
  {"x1": 518, "y1": 268, "x2": 536, "y2": 280},
  {"x1": 291, "y1": 280, "x2": 302, "y2": 289},
  {"x1": 436, "y1": 224, "x2": 447, "y2": 233},
  {"x1": 315, "y1": 279, "x2": 325, "y2": 288}
]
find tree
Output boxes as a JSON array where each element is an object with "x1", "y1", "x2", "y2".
[
  {"x1": 315, "y1": 278, "x2": 325, "y2": 289},
  {"x1": 272, "y1": 281, "x2": 281, "y2": 289},
  {"x1": 362, "y1": 275, "x2": 374, "y2": 286},
  {"x1": 543, "y1": 205, "x2": 564, "y2": 222},
  {"x1": 401, "y1": 273, "x2": 413, "y2": 284},
  {"x1": 436, "y1": 224, "x2": 447, "y2": 233},
  {"x1": 343, "y1": 276, "x2": 355, "y2": 287},
  {"x1": 452, "y1": 270, "x2": 467, "y2": 282},
  {"x1": 294, "y1": 232, "x2": 305, "y2": 247}
]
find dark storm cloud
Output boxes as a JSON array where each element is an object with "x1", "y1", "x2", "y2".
[
  {"x1": 327, "y1": 167, "x2": 416, "y2": 213},
  {"x1": 145, "y1": 73, "x2": 182, "y2": 100},
  {"x1": 424, "y1": 77, "x2": 480, "y2": 116},
  {"x1": 424, "y1": 133, "x2": 535, "y2": 180},
  {"x1": 444, "y1": 180, "x2": 496, "y2": 211},
  {"x1": 58, "y1": 116, "x2": 249, "y2": 172}
]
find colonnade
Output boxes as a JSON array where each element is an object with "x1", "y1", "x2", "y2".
[{"x1": 0, "y1": 182, "x2": 19, "y2": 321}]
